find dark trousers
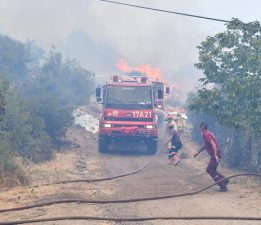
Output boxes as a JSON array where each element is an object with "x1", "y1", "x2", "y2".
[
  {"x1": 169, "y1": 145, "x2": 181, "y2": 153},
  {"x1": 169, "y1": 141, "x2": 182, "y2": 153},
  {"x1": 206, "y1": 158, "x2": 227, "y2": 188}
]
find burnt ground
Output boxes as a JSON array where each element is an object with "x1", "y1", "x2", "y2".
[{"x1": 0, "y1": 123, "x2": 260, "y2": 225}]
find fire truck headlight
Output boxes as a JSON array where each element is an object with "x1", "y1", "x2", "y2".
[
  {"x1": 103, "y1": 123, "x2": 112, "y2": 128},
  {"x1": 145, "y1": 125, "x2": 154, "y2": 129}
]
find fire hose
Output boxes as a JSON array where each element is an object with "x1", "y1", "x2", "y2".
[
  {"x1": 26, "y1": 143, "x2": 164, "y2": 188},
  {"x1": 0, "y1": 215, "x2": 260, "y2": 224},
  {"x1": 0, "y1": 173, "x2": 260, "y2": 212},
  {"x1": 2, "y1": 124, "x2": 169, "y2": 191},
  {"x1": 0, "y1": 119, "x2": 186, "y2": 191},
  {"x1": 0, "y1": 136, "x2": 260, "y2": 222},
  {"x1": 0, "y1": 125, "x2": 260, "y2": 223},
  {"x1": 0, "y1": 173, "x2": 260, "y2": 224},
  {"x1": 26, "y1": 134, "x2": 231, "y2": 187}
]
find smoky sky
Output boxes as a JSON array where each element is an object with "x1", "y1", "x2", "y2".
[{"x1": 0, "y1": 0, "x2": 260, "y2": 92}]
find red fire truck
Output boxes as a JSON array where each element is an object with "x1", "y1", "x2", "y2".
[{"x1": 96, "y1": 75, "x2": 161, "y2": 154}]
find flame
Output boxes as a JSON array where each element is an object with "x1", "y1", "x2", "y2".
[
  {"x1": 116, "y1": 59, "x2": 162, "y2": 80},
  {"x1": 115, "y1": 59, "x2": 132, "y2": 73}
]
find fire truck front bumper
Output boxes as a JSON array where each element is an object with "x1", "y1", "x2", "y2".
[{"x1": 99, "y1": 127, "x2": 158, "y2": 142}]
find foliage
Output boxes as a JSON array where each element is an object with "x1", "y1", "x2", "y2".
[
  {"x1": 41, "y1": 48, "x2": 95, "y2": 106},
  {"x1": 23, "y1": 48, "x2": 95, "y2": 143},
  {"x1": 0, "y1": 34, "x2": 95, "y2": 178},
  {"x1": 0, "y1": 35, "x2": 29, "y2": 82},
  {"x1": 188, "y1": 18, "x2": 261, "y2": 170},
  {"x1": 1, "y1": 89, "x2": 52, "y2": 162},
  {"x1": 187, "y1": 91, "x2": 261, "y2": 171},
  {"x1": 189, "y1": 18, "x2": 261, "y2": 138},
  {"x1": 28, "y1": 92, "x2": 73, "y2": 145},
  {"x1": 0, "y1": 80, "x2": 14, "y2": 172},
  {"x1": 0, "y1": 80, "x2": 8, "y2": 120}
]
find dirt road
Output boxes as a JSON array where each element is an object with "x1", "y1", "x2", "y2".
[{"x1": 0, "y1": 124, "x2": 260, "y2": 225}]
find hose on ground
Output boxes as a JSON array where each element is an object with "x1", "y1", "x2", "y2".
[
  {"x1": 42, "y1": 143, "x2": 164, "y2": 186},
  {"x1": 1, "y1": 136, "x2": 166, "y2": 193},
  {"x1": 0, "y1": 215, "x2": 260, "y2": 224},
  {"x1": 27, "y1": 123, "x2": 169, "y2": 188},
  {"x1": 0, "y1": 173, "x2": 260, "y2": 213}
]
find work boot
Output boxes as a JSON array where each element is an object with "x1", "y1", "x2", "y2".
[
  {"x1": 219, "y1": 186, "x2": 228, "y2": 192},
  {"x1": 168, "y1": 152, "x2": 176, "y2": 160},
  {"x1": 168, "y1": 154, "x2": 180, "y2": 166},
  {"x1": 168, "y1": 153, "x2": 179, "y2": 165},
  {"x1": 173, "y1": 155, "x2": 181, "y2": 166}
]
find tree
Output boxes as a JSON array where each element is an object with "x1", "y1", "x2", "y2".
[
  {"x1": 0, "y1": 35, "x2": 29, "y2": 82},
  {"x1": 0, "y1": 80, "x2": 12, "y2": 172},
  {"x1": 0, "y1": 80, "x2": 8, "y2": 120},
  {"x1": 0, "y1": 35, "x2": 96, "y2": 186},
  {"x1": 189, "y1": 18, "x2": 261, "y2": 138},
  {"x1": 189, "y1": 19, "x2": 261, "y2": 170},
  {"x1": 24, "y1": 48, "x2": 95, "y2": 144},
  {"x1": 1, "y1": 90, "x2": 52, "y2": 162},
  {"x1": 40, "y1": 48, "x2": 95, "y2": 106}
]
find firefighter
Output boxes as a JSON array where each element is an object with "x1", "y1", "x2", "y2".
[
  {"x1": 194, "y1": 122, "x2": 229, "y2": 192},
  {"x1": 175, "y1": 113, "x2": 185, "y2": 135},
  {"x1": 166, "y1": 120, "x2": 182, "y2": 165}
]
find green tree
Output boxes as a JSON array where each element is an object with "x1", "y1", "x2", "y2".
[
  {"x1": 0, "y1": 80, "x2": 8, "y2": 120},
  {"x1": 24, "y1": 48, "x2": 95, "y2": 144},
  {"x1": 0, "y1": 35, "x2": 95, "y2": 171},
  {"x1": 189, "y1": 19, "x2": 261, "y2": 170},
  {"x1": 0, "y1": 35, "x2": 29, "y2": 82},
  {"x1": 189, "y1": 18, "x2": 261, "y2": 138},
  {"x1": 41, "y1": 48, "x2": 95, "y2": 106},
  {"x1": 0, "y1": 80, "x2": 12, "y2": 173},
  {"x1": 2, "y1": 90, "x2": 52, "y2": 162}
]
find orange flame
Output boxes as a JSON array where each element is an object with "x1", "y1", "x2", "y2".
[
  {"x1": 115, "y1": 59, "x2": 132, "y2": 73},
  {"x1": 116, "y1": 59, "x2": 162, "y2": 80}
]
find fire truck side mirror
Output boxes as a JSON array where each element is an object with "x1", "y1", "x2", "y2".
[
  {"x1": 96, "y1": 87, "x2": 103, "y2": 103},
  {"x1": 96, "y1": 87, "x2": 101, "y2": 98},
  {"x1": 158, "y1": 90, "x2": 163, "y2": 99},
  {"x1": 166, "y1": 87, "x2": 170, "y2": 94}
]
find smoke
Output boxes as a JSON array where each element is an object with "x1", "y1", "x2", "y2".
[
  {"x1": 0, "y1": 0, "x2": 260, "y2": 93},
  {"x1": 86, "y1": 0, "x2": 204, "y2": 91},
  {"x1": 0, "y1": 0, "x2": 204, "y2": 92}
]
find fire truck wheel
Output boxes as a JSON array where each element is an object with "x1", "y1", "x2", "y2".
[
  {"x1": 147, "y1": 140, "x2": 157, "y2": 155},
  {"x1": 98, "y1": 138, "x2": 109, "y2": 153}
]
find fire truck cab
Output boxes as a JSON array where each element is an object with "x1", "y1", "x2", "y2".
[
  {"x1": 96, "y1": 75, "x2": 161, "y2": 154},
  {"x1": 128, "y1": 75, "x2": 170, "y2": 110}
]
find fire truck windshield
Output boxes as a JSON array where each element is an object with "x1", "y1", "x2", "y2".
[{"x1": 106, "y1": 85, "x2": 153, "y2": 109}]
